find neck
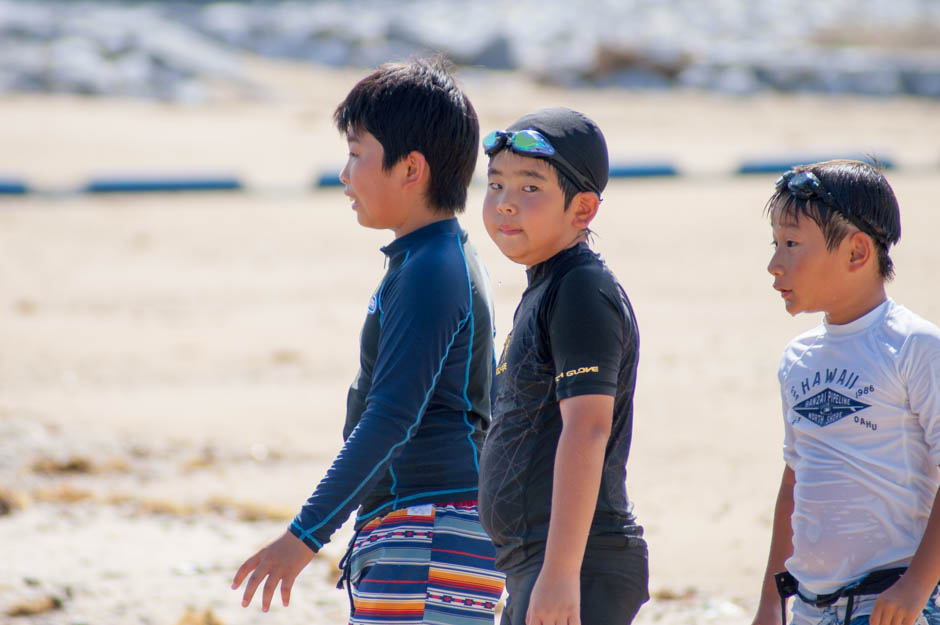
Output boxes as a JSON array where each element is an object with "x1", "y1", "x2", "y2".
[
  {"x1": 392, "y1": 208, "x2": 451, "y2": 239},
  {"x1": 824, "y1": 284, "x2": 887, "y2": 325},
  {"x1": 524, "y1": 231, "x2": 588, "y2": 269}
]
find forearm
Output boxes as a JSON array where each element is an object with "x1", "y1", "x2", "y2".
[
  {"x1": 869, "y1": 483, "x2": 940, "y2": 625},
  {"x1": 903, "y1": 485, "x2": 940, "y2": 593},
  {"x1": 542, "y1": 398, "x2": 612, "y2": 575},
  {"x1": 757, "y1": 466, "x2": 796, "y2": 618},
  {"x1": 290, "y1": 406, "x2": 417, "y2": 549}
]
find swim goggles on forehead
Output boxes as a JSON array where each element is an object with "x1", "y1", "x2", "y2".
[
  {"x1": 775, "y1": 169, "x2": 896, "y2": 247},
  {"x1": 776, "y1": 170, "x2": 840, "y2": 209},
  {"x1": 483, "y1": 129, "x2": 597, "y2": 194}
]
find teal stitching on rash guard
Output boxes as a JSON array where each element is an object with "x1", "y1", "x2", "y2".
[
  {"x1": 378, "y1": 250, "x2": 409, "y2": 327},
  {"x1": 364, "y1": 234, "x2": 477, "y2": 517},
  {"x1": 455, "y1": 233, "x2": 480, "y2": 474},
  {"x1": 295, "y1": 307, "x2": 470, "y2": 542},
  {"x1": 289, "y1": 520, "x2": 322, "y2": 549}
]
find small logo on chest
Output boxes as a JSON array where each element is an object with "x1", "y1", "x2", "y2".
[{"x1": 793, "y1": 388, "x2": 870, "y2": 427}]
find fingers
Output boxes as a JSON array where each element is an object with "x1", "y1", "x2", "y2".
[
  {"x1": 525, "y1": 610, "x2": 577, "y2": 625},
  {"x1": 895, "y1": 608, "x2": 919, "y2": 625},
  {"x1": 871, "y1": 596, "x2": 919, "y2": 625},
  {"x1": 281, "y1": 576, "x2": 294, "y2": 607},
  {"x1": 242, "y1": 568, "x2": 265, "y2": 608},
  {"x1": 262, "y1": 574, "x2": 279, "y2": 612},
  {"x1": 231, "y1": 552, "x2": 261, "y2": 590},
  {"x1": 233, "y1": 531, "x2": 314, "y2": 611},
  {"x1": 235, "y1": 562, "x2": 299, "y2": 611},
  {"x1": 238, "y1": 566, "x2": 290, "y2": 612}
]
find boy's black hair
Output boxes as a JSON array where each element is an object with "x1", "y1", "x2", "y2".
[
  {"x1": 334, "y1": 56, "x2": 478, "y2": 215},
  {"x1": 765, "y1": 159, "x2": 901, "y2": 280},
  {"x1": 551, "y1": 164, "x2": 581, "y2": 210},
  {"x1": 484, "y1": 151, "x2": 580, "y2": 210}
]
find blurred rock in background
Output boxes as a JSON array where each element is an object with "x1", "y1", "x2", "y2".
[{"x1": 1, "y1": 0, "x2": 939, "y2": 102}]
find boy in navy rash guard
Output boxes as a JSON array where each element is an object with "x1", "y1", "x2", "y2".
[
  {"x1": 478, "y1": 107, "x2": 649, "y2": 625},
  {"x1": 233, "y1": 57, "x2": 504, "y2": 625}
]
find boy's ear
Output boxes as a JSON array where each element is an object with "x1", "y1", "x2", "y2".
[
  {"x1": 569, "y1": 192, "x2": 600, "y2": 230},
  {"x1": 400, "y1": 151, "x2": 429, "y2": 190},
  {"x1": 847, "y1": 230, "x2": 874, "y2": 273}
]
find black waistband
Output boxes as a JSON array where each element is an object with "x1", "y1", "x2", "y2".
[{"x1": 774, "y1": 568, "x2": 907, "y2": 625}]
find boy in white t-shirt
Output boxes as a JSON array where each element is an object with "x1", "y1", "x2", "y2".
[{"x1": 752, "y1": 160, "x2": 940, "y2": 625}]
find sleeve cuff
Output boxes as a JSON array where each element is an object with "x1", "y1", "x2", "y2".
[
  {"x1": 555, "y1": 381, "x2": 617, "y2": 400},
  {"x1": 289, "y1": 520, "x2": 323, "y2": 553}
]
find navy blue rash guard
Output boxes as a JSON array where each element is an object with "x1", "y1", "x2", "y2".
[{"x1": 289, "y1": 218, "x2": 495, "y2": 552}]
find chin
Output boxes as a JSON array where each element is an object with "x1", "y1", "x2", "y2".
[
  {"x1": 495, "y1": 245, "x2": 527, "y2": 265},
  {"x1": 784, "y1": 302, "x2": 809, "y2": 317}
]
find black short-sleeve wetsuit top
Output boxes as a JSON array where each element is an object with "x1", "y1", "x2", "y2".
[
  {"x1": 478, "y1": 242, "x2": 643, "y2": 572},
  {"x1": 289, "y1": 218, "x2": 494, "y2": 551}
]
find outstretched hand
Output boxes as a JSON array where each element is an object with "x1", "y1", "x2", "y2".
[{"x1": 232, "y1": 530, "x2": 315, "y2": 612}]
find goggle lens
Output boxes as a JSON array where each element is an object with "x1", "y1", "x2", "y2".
[
  {"x1": 510, "y1": 130, "x2": 555, "y2": 155},
  {"x1": 481, "y1": 130, "x2": 502, "y2": 153},
  {"x1": 483, "y1": 127, "x2": 597, "y2": 194},
  {"x1": 777, "y1": 171, "x2": 826, "y2": 201},
  {"x1": 483, "y1": 129, "x2": 556, "y2": 157}
]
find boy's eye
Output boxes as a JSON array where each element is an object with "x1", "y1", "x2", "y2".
[
  {"x1": 522, "y1": 184, "x2": 538, "y2": 192},
  {"x1": 786, "y1": 240, "x2": 798, "y2": 248},
  {"x1": 487, "y1": 182, "x2": 502, "y2": 191}
]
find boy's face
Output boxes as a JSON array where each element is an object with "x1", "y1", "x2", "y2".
[
  {"x1": 340, "y1": 128, "x2": 404, "y2": 231},
  {"x1": 767, "y1": 206, "x2": 849, "y2": 317},
  {"x1": 483, "y1": 151, "x2": 581, "y2": 268}
]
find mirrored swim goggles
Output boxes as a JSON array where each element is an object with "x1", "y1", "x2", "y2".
[
  {"x1": 775, "y1": 169, "x2": 898, "y2": 247},
  {"x1": 483, "y1": 129, "x2": 597, "y2": 194}
]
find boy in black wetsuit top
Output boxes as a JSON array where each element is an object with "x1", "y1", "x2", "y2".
[
  {"x1": 232, "y1": 57, "x2": 504, "y2": 625},
  {"x1": 478, "y1": 107, "x2": 649, "y2": 625}
]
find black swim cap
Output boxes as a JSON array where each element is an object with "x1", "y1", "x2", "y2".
[{"x1": 506, "y1": 107, "x2": 609, "y2": 195}]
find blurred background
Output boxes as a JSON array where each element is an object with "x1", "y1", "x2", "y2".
[
  {"x1": 2, "y1": 2, "x2": 939, "y2": 625},
  {"x1": 3, "y1": 0, "x2": 940, "y2": 101}
]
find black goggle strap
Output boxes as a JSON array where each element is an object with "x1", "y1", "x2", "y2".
[
  {"x1": 484, "y1": 129, "x2": 598, "y2": 195},
  {"x1": 776, "y1": 170, "x2": 890, "y2": 248}
]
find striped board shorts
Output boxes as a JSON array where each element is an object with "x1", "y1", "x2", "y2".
[{"x1": 346, "y1": 501, "x2": 505, "y2": 625}]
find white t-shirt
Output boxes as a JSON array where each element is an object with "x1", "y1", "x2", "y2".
[{"x1": 779, "y1": 298, "x2": 940, "y2": 594}]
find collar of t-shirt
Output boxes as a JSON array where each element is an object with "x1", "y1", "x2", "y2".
[
  {"x1": 525, "y1": 242, "x2": 590, "y2": 286},
  {"x1": 380, "y1": 218, "x2": 461, "y2": 266},
  {"x1": 823, "y1": 298, "x2": 893, "y2": 337}
]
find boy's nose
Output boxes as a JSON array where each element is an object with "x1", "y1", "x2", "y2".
[
  {"x1": 497, "y1": 199, "x2": 516, "y2": 215},
  {"x1": 339, "y1": 164, "x2": 350, "y2": 186},
  {"x1": 767, "y1": 252, "x2": 783, "y2": 276}
]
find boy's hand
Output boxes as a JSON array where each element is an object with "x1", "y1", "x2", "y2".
[
  {"x1": 232, "y1": 530, "x2": 315, "y2": 612},
  {"x1": 525, "y1": 569, "x2": 580, "y2": 625},
  {"x1": 870, "y1": 576, "x2": 934, "y2": 625}
]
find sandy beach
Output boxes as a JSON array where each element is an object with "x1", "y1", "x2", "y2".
[{"x1": 2, "y1": 57, "x2": 939, "y2": 625}]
